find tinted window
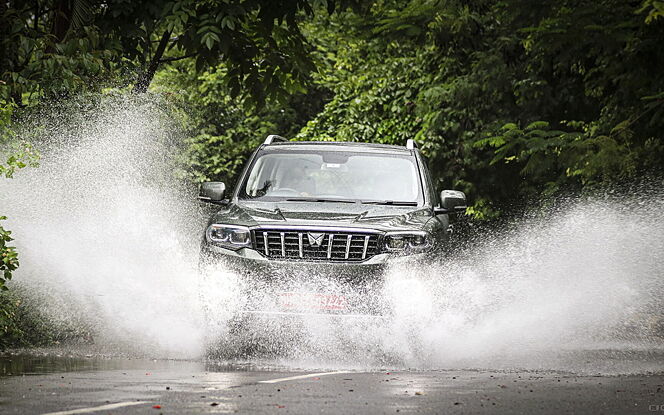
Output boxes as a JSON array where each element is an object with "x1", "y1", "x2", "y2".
[{"x1": 241, "y1": 150, "x2": 423, "y2": 203}]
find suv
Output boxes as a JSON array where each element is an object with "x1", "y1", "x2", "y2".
[{"x1": 198, "y1": 135, "x2": 466, "y2": 317}]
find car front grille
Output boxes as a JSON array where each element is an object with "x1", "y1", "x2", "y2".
[{"x1": 253, "y1": 229, "x2": 381, "y2": 261}]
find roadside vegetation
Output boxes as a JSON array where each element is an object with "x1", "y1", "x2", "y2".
[{"x1": 1, "y1": 0, "x2": 663, "y2": 347}]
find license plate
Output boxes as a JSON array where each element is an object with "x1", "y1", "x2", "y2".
[{"x1": 278, "y1": 292, "x2": 348, "y2": 311}]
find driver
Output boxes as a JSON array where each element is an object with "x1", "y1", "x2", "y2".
[{"x1": 279, "y1": 163, "x2": 316, "y2": 196}]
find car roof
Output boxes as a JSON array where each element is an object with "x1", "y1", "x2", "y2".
[{"x1": 262, "y1": 141, "x2": 414, "y2": 154}]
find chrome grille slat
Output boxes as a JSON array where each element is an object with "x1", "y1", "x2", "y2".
[
  {"x1": 253, "y1": 229, "x2": 379, "y2": 262},
  {"x1": 262, "y1": 232, "x2": 269, "y2": 256},
  {"x1": 298, "y1": 233, "x2": 303, "y2": 258}
]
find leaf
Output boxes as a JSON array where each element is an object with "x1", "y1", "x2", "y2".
[
  {"x1": 525, "y1": 121, "x2": 549, "y2": 131},
  {"x1": 610, "y1": 120, "x2": 631, "y2": 134},
  {"x1": 204, "y1": 35, "x2": 214, "y2": 50},
  {"x1": 221, "y1": 16, "x2": 235, "y2": 30}
]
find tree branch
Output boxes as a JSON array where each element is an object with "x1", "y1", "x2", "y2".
[
  {"x1": 133, "y1": 30, "x2": 171, "y2": 93},
  {"x1": 159, "y1": 53, "x2": 197, "y2": 63},
  {"x1": 45, "y1": 0, "x2": 73, "y2": 54}
]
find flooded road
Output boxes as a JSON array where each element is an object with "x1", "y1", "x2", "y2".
[{"x1": 2, "y1": 349, "x2": 664, "y2": 414}]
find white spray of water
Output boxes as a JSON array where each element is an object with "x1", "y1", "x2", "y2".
[
  {"x1": 1, "y1": 96, "x2": 203, "y2": 357},
  {"x1": 1, "y1": 97, "x2": 663, "y2": 373},
  {"x1": 377, "y1": 200, "x2": 664, "y2": 372}
]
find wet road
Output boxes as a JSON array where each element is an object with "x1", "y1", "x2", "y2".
[{"x1": 2, "y1": 353, "x2": 664, "y2": 414}]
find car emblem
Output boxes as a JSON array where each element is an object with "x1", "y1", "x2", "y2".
[{"x1": 307, "y1": 232, "x2": 325, "y2": 247}]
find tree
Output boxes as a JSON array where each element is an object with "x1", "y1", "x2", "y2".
[
  {"x1": 297, "y1": 0, "x2": 664, "y2": 217},
  {"x1": 0, "y1": 0, "x2": 361, "y2": 106},
  {"x1": 152, "y1": 56, "x2": 330, "y2": 184}
]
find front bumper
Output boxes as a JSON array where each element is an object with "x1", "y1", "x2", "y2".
[
  {"x1": 200, "y1": 243, "x2": 399, "y2": 279},
  {"x1": 200, "y1": 243, "x2": 436, "y2": 317}
]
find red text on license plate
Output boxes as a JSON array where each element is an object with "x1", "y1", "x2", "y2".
[{"x1": 278, "y1": 292, "x2": 347, "y2": 311}]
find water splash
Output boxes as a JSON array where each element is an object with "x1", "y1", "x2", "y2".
[
  {"x1": 378, "y1": 198, "x2": 664, "y2": 372},
  {"x1": 1, "y1": 95, "x2": 204, "y2": 357},
  {"x1": 1, "y1": 95, "x2": 663, "y2": 373}
]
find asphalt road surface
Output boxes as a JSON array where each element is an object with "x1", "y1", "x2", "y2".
[{"x1": 2, "y1": 352, "x2": 664, "y2": 414}]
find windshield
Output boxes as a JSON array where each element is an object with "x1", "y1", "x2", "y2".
[{"x1": 239, "y1": 149, "x2": 423, "y2": 204}]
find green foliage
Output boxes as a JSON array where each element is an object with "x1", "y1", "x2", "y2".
[
  {"x1": 0, "y1": 287, "x2": 89, "y2": 349},
  {"x1": 153, "y1": 59, "x2": 329, "y2": 184},
  {"x1": 297, "y1": 0, "x2": 664, "y2": 217},
  {"x1": 0, "y1": 1, "x2": 119, "y2": 104},
  {"x1": 0, "y1": 0, "x2": 359, "y2": 107},
  {"x1": 4, "y1": 0, "x2": 662, "y2": 217},
  {"x1": 0, "y1": 217, "x2": 17, "y2": 291},
  {"x1": 0, "y1": 103, "x2": 39, "y2": 292},
  {"x1": 0, "y1": 113, "x2": 39, "y2": 179},
  {"x1": 0, "y1": 290, "x2": 27, "y2": 348},
  {"x1": 640, "y1": 0, "x2": 664, "y2": 23}
]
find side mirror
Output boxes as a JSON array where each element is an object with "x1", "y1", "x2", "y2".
[
  {"x1": 434, "y1": 190, "x2": 467, "y2": 214},
  {"x1": 199, "y1": 182, "x2": 226, "y2": 203}
]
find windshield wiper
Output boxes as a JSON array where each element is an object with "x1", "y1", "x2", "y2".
[
  {"x1": 285, "y1": 197, "x2": 357, "y2": 204},
  {"x1": 360, "y1": 200, "x2": 418, "y2": 206}
]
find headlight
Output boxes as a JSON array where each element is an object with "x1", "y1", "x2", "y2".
[
  {"x1": 383, "y1": 231, "x2": 431, "y2": 253},
  {"x1": 205, "y1": 224, "x2": 251, "y2": 250}
]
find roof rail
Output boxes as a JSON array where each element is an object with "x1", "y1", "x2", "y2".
[
  {"x1": 264, "y1": 134, "x2": 288, "y2": 145},
  {"x1": 406, "y1": 139, "x2": 418, "y2": 150}
]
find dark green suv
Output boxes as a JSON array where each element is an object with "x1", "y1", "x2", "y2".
[{"x1": 198, "y1": 135, "x2": 466, "y2": 317}]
